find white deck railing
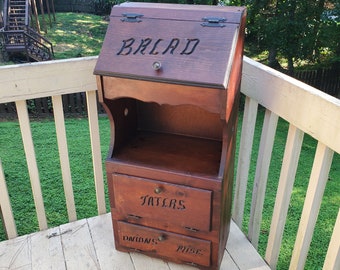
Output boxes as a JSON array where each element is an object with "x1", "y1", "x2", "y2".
[{"x1": 0, "y1": 56, "x2": 339, "y2": 270}]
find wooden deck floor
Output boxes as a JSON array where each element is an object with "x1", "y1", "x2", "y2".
[{"x1": 0, "y1": 213, "x2": 270, "y2": 270}]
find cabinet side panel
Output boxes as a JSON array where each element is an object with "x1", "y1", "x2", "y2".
[{"x1": 104, "y1": 98, "x2": 138, "y2": 154}]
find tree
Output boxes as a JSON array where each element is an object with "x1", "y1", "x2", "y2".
[
  {"x1": 318, "y1": 2, "x2": 340, "y2": 67},
  {"x1": 238, "y1": 0, "x2": 339, "y2": 74}
]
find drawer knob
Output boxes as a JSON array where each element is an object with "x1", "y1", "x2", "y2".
[
  {"x1": 158, "y1": 235, "x2": 165, "y2": 242},
  {"x1": 154, "y1": 187, "x2": 162, "y2": 194},
  {"x1": 152, "y1": 61, "x2": 162, "y2": 71}
]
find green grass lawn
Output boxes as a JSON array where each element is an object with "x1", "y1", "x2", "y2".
[
  {"x1": 0, "y1": 109, "x2": 339, "y2": 269},
  {"x1": 45, "y1": 13, "x2": 109, "y2": 59},
  {"x1": 0, "y1": 116, "x2": 111, "y2": 237}
]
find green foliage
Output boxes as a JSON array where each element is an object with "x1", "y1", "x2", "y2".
[
  {"x1": 89, "y1": 0, "x2": 219, "y2": 15},
  {"x1": 319, "y1": 2, "x2": 340, "y2": 63},
  {"x1": 90, "y1": 0, "x2": 122, "y2": 15},
  {"x1": 241, "y1": 0, "x2": 339, "y2": 72}
]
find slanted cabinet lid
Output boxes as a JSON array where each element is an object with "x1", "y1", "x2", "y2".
[{"x1": 94, "y1": 3, "x2": 246, "y2": 89}]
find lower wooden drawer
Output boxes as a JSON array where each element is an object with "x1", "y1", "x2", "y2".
[
  {"x1": 111, "y1": 173, "x2": 212, "y2": 232},
  {"x1": 116, "y1": 221, "x2": 211, "y2": 267}
]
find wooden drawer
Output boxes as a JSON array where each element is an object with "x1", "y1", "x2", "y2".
[
  {"x1": 111, "y1": 173, "x2": 212, "y2": 232},
  {"x1": 117, "y1": 221, "x2": 211, "y2": 267}
]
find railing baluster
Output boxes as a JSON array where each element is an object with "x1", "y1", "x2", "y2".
[
  {"x1": 290, "y1": 142, "x2": 334, "y2": 270},
  {"x1": 265, "y1": 124, "x2": 304, "y2": 269},
  {"x1": 86, "y1": 90, "x2": 106, "y2": 215},
  {"x1": 248, "y1": 109, "x2": 279, "y2": 249},
  {"x1": 15, "y1": 100, "x2": 48, "y2": 230},
  {"x1": 241, "y1": 57, "x2": 340, "y2": 155},
  {"x1": 52, "y1": 95, "x2": 77, "y2": 222},
  {"x1": 323, "y1": 208, "x2": 340, "y2": 270},
  {"x1": 0, "y1": 159, "x2": 17, "y2": 239},
  {"x1": 232, "y1": 96, "x2": 258, "y2": 227}
]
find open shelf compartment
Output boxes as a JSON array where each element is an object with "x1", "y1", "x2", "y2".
[{"x1": 105, "y1": 98, "x2": 224, "y2": 178}]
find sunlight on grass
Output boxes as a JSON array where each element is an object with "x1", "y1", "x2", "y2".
[{"x1": 44, "y1": 13, "x2": 108, "y2": 59}]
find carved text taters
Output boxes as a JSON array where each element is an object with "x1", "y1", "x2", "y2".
[{"x1": 140, "y1": 194, "x2": 186, "y2": 210}]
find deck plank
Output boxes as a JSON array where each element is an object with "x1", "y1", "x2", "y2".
[
  {"x1": 60, "y1": 218, "x2": 100, "y2": 269},
  {"x1": 0, "y1": 213, "x2": 270, "y2": 269},
  {"x1": 168, "y1": 262, "x2": 197, "y2": 270},
  {"x1": 88, "y1": 214, "x2": 135, "y2": 270},
  {"x1": 219, "y1": 251, "x2": 239, "y2": 270},
  {"x1": 31, "y1": 227, "x2": 65, "y2": 269},
  {"x1": 227, "y1": 222, "x2": 270, "y2": 270},
  {"x1": 0, "y1": 234, "x2": 31, "y2": 269},
  {"x1": 131, "y1": 253, "x2": 171, "y2": 270}
]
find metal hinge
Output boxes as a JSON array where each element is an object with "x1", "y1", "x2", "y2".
[
  {"x1": 184, "y1": 226, "x2": 200, "y2": 232},
  {"x1": 121, "y1": 13, "x2": 143, "y2": 23},
  {"x1": 127, "y1": 214, "x2": 142, "y2": 220},
  {"x1": 201, "y1": 17, "x2": 227, "y2": 27}
]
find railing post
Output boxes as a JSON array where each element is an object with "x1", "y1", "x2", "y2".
[
  {"x1": 86, "y1": 90, "x2": 106, "y2": 215},
  {"x1": 52, "y1": 95, "x2": 77, "y2": 222},
  {"x1": 265, "y1": 125, "x2": 304, "y2": 269},
  {"x1": 290, "y1": 143, "x2": 334, "y2": 270},
  {"x1": 15, "y1": 100, "x2": 48, "y2": 230},
  {"x1": 25, "y1": 0, "x2": 30, "y2": 27},
  {"x1": 2, "y1": 0, "x2": 8, "y2": 29},
  {"x1": 0, "y1": 159, "x2": 17, "y2": 239},
  {"x1": 323, "y1": 208, "x2": 340, "y2": 269},
  {"x1": 232, "y1": 96, "x2": 258, "y2": 227},
  {"x1": 248, "y1": 109, "x2": 278, "y2": 249}
]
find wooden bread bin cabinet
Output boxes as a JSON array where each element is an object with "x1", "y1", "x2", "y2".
[{"x1": 94, "y1": 2, "x2": 246, "y2": 269}]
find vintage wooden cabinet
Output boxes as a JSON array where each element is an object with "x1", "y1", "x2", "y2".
[{"x1": 94, "y1": 2, "x2": 246, "y2": 269}]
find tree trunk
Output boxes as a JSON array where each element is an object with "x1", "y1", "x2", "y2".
[
  {"x1": 287, "y1": 56, "x2": 294, "y2": 76},
  {"x1": 312, "y1": 0, "x2": 326, "y2": 63},
  {"x1": 268, "y1": 47, "x2": 282, "y2": 70}
]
